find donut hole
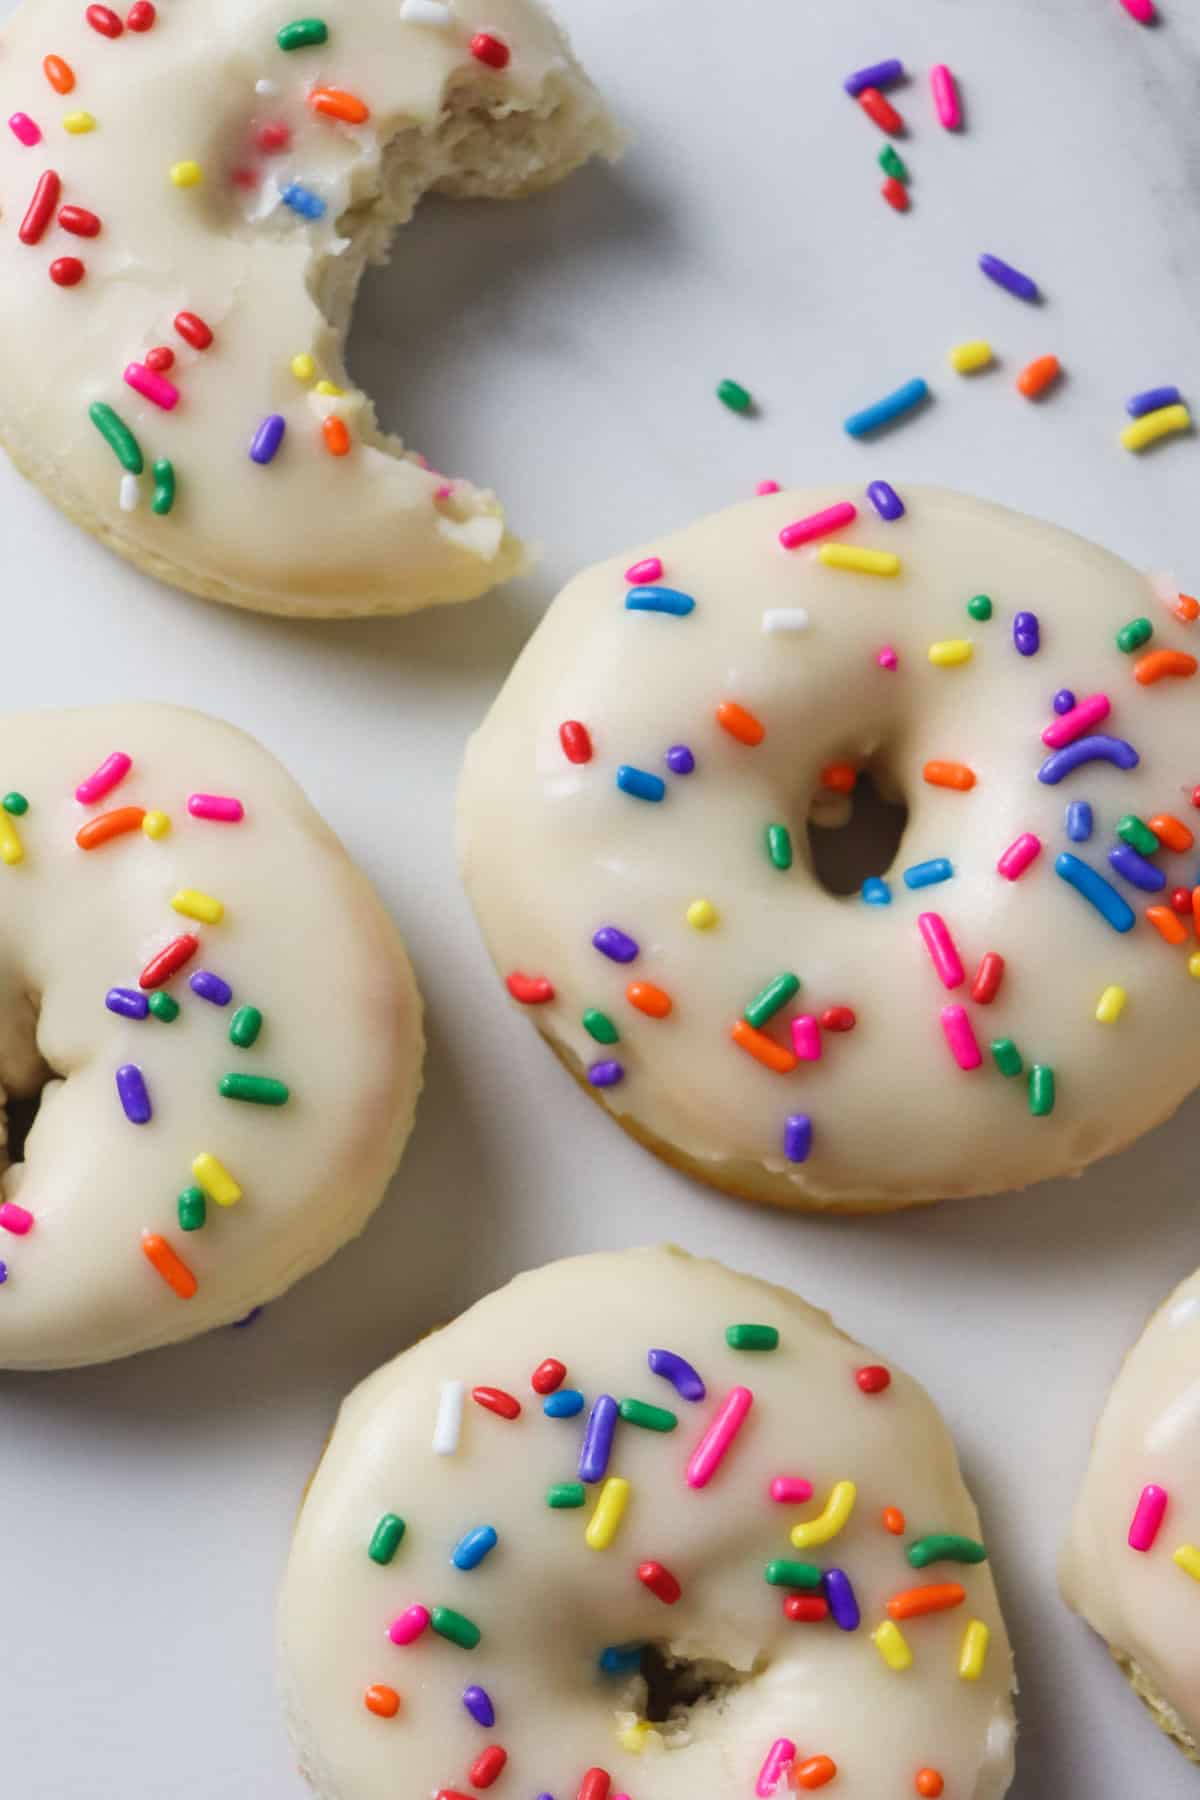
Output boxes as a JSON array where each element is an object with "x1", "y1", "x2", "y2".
[
  {"x1": 806, "y1": 766, "x2": 909, "y2": 897},
  {"x1": 0, "y1": 993, "x2": 55, "y2": 1174},
  {"x1": 3, "y1": 1087, "x2": 45, "y2": 1167},
  {"x1": 620, "y1": 1643, "x2": 760, "y2": 1745}
]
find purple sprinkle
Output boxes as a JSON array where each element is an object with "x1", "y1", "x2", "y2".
[
  {"x1": 978, "y1": 252, "x2": 1040, "y2": 303},
  {"x1": 249, "y1": 414, "x2": 286, "y2": 465},
  {"x1": 1013, "y1": 610, "x2": 1040, "y2": 656},
  {"x1": 843, "y1": 57, "x2": 904, "y2": 96},
  {"x1": 1053, "y1": 689, "x2": 1076, "y2": 715},
  {"x1": 1066, "y1": 801, "x2": 1094, "y2": 842},
  {"x1": 866, "y1": 479, "x2": 905, "y2": 521},
  {"x1": 0, "y1": 1261, "x2": 6, "y2": 1284},
  {"x1": 1038, "y1": 735, "x2": 1140, "y2": 786},
  {"x1": 579, "y1": 1393, "x2": 618, "y2": 1483},
  {"x1": 106, "y1": 986, "x2": 149, "y2": 1020},
  {"x1": 462, "y1": 1685, "x2": 495, "y2": 1728},
  {"x1": 1127, "y1": 385, "x2": 1182, "y2": 419},
  {"x1": 1109, "y1": 843, "x2": 1167, "y2": 893},
  {"x1": 784, "y1": 1113, "x2": 812, "y2": 1163},
  {"x1": 665, "y1": 744, "x2": 695, "y2": 775},
  {"x1": 190, "y1": 970, "x2": 233, "y2": 1006},
  {"x1": 647, "y1": 1347, "x2": 706, "y2": 1403},
  {"x1": 592, "y1": 925, "x2": 638, "y2": 964},
  {"x1": 116, "y1": 1063, "x2": 152, "y2": 1125},
  {"x1": 823, "y1": 1568, "x2": 861, "y2": 1632},
  {"x1": 588, "y1": 1059, "x2": 624, "y2": 1088},
  {"x1": 232, "y1": 1306, "x2": 263, "y2": 1329}
]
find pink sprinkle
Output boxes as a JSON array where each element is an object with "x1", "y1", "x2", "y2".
[
  {"x1": 756, "y1": 479, "x2": 782, "y2": 496},
  {"x1": 877, "y1": 645, "x2": 898, "y2": 670},
  {"x1": 686, "y1": 1386, "x2": 753, "y2": 1489},
  {"x1": 1129, "y1": 1484, "x2": 1168, "y2": 1551},
  {"x1": 918, "y1": 912, "x2": 965, "y2": 989},
  {"x1": 433, "y1": 483, "x2": 454, "y2": 501},
  {"x1": 124, "y1": 362, "x2": 180, "y2": 412},
  {"x1": 1119, "y1": 0, "x2": 1156, "y2": 20},
  {"x1": 790, "y1": 1015, "x2": 821, "y2": 1061},
  {"x1": 0, "y1": 1201, "x2": 34, "y2": 1236},
  {"x1": 8, "y1": 112, "x2": 42, "y2": 147},
  {"x1": 75, "y1": 751, "x2": 132, "y2": 805},
  {"x1": 1041, "y1": 693, "x2": 1111, "y2": 749},
  {"x1": 756, "y1": 1738, "x2": 796, "y2": 1798},
  {"x1": 779, "y1": 501, "x2": 857, "y2": 550},
  {"x1": 996, "y1": 832, "x2": 1043, "y2": 881},
  {"x1": 387, "y1": 1604, "x2": 431, "y2": 1645},
  {"x1": 930, "y1": 64, "x2": 961, "y2": 129},
  {"x1": 625, "y1": 556, "x2": 663, "y2": 585},
  {"x1": 769, "y1": 1476, "x2": 814, "y2": 1504},
  {"x1": 187, "y1": 793, "x2": 244, "y2": 823},
  {"x1": 941, "y1": 1004, "x2": 982, "y2": 1071}
]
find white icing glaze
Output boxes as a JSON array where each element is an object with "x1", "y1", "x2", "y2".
[
  {"x1": 279, "y1": 1246, "x2": 1017, "y2": 1800},
  {"x1": 458, "y1": 486, "x2": 1200, "y2": 1208},
  {"x1": 0, "y1": 0, "x2": 617, "y2": 615},
  {"x1": 1062, "y1": 1264, "x2": 1200, "y2": 1741},
  {"x1": 0, "y1": 704, "x2": 422, "y2": 1369}
]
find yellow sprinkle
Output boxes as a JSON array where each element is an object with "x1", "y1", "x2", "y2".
[
  {"x1": 314, "y1": 379, "x2": 343, "y2": 396},
  {"x1": 1121, "y1": 404, "x2": 1192, "y2": 454},
  {"x1": 618, "y1": 1723, "x2": 653, "y2": 1754},
  {"x1": 790, "y1": 1479, "x2": 857, "y2": 1549},
  {"x1": 686, "y1": 899, "x2": 718, "y2": 930},
  {"x1": 170, "y1": 160, "x2": 204, "y2": 188},
  {"x1": 191, "y1": 1152, "x2": 242, "y2": 1208},
  {"x1": 290, "y1": 353, "x2": 317, "y2": 382},
  {"x1": 0, "y1": 813, "x2": 24, "y2": 867},
  {"x1": 817, "y1": 543, "x2": 901, "y2": 577},
  {"x1": 585, "y1": 1476, "x2": 630, "y2": 1551},
  {"x1": 1095, "y1": 984, "x2": 1127, "y2": 1023},
  {"x1": 1174, "y1": 1544, "x2": 1200, "y2": 1582},
  {"x1": 871, "y1": 1620, "x2": 913, "y2": 1671},
  {"x1": 141, "y1": 810, "x2": 171, "y2": 840},
  {"x1": 948, "y1": 339, "x2": 994, "y2": 374},
  {"x1": 958, "y1": 1618, "x2": 990, "y2": 1681},
  {"x1": 171, "y1": 888, "x2": 224, "y2": 925},
  {"x1": 63, "y1": 110, "x2": 96, "y2": 134},
  {"x1": 928, "y1": 639, "x2": 973, "y2": 667},
  {"x1": 1189, "y1": 953, "x2": 1200, "y2": 981}
]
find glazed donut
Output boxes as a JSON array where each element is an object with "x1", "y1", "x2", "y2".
[
  {"x1": 0, "y1": 0, "x2": 618, "y2": 616},
  {"x1": 279, "y1": 1245, "x2": 1016, "y2": 1800},
  {"x1": 0, "y1": 704, "x2": 421, "y2": 1369},
  {"x1": 1062, "y1": 1266, "x2": 1200, "y2": 1761},
  {"x1": 459, "y1": 484, "x2": 1200, "y2": 1210}
]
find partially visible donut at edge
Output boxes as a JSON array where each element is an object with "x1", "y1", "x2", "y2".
[
  {"x1": 458, "y1": 485, "x2": 1200, "y2": 1211},
  {"x1": 0, "y1": 704, "x2": 422, "y2": 1369},
  {"x1": 0, "y1": 0, "x2": 620, "y2": 616}
]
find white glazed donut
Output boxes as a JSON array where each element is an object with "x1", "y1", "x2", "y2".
[
  {"x1": 0, "y1": 0, "x2": 618, "y2": 616},
  {"x1": 279, "y1": 1245, "x2": 1017, "y2": 1800},
  {"x1": 1062, "y1": 1266, "x2": 1200, "y2": 1760},
  {"x1": 0, "y1": 703, "x2": 421, "y2": 1369},
  {"x1": 458, "y1": 484, "x2": 1200, "y2": 1211}
]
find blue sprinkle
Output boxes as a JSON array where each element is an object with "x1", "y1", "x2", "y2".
[
  {"x1": 783, "y1": 1113, "x2": 812, "y2": 1163},
  {"x1": 249, "y1": 413, "x2": 286, "y2": 465},
  {"x1": 862, "y1": 876, "x2": 892, "y2": 905},
  {"x1": 1055, "y1": 852, "x2": 1136, "y2": 934},
  {"x1": 1053, "y1": 689, "x2": 1076, "y2": 715},
  {"x1": 1066, "y1": 801, "x2": 1094, "y2": 843},
  {"x1": 106, "y1": 986, "x2": 149, "y2": 1020},
  {"x1": 232, "y1": 1306, "x2": 263, "y2": 1329},
  {"x1": 665, "y1": 744, "x2": 695, "y2": 775},
  {"x1": 1127, "y1": 385, "x2": 1182, "y2": 419},
  {"x1": 978, "y1": 252, "x2": 1040, "y2": 303},
  {"x1": 543, "y1": 1388, "x2": 585, "y2": 1419},
  {"x1": 903, "y1": 858, "x2": 953, "y2": 890},
  {"x1": 462, "y1": 1685, "x2": 495, "y2": 1728},
  {"x1": 281, "y1": 181, "x2": 326, "y2": 219},
  {"x1": 451, "y1": 1525, "x2": 498, "y2": 1572},
  {"x1": 625, "y1": 586, "x2": 695, "y2": 617},
  {"x1": 190, "y1": 970, "x2": 233, "y2": 1006},
  {"x1": 592, "y1": 925, "x2": 638, "y2": 963},
  {"x1": 866, "y1": 479, "x2": 905, "y2": 520},
  {"x1": 598, "y1": 1644, "x2": 644, "y2": 1676},
  {"x1": 844, "y1": 378, "x2": 930, "y2": 439},
  {"x1": 616, "y1": 765, "x2": 666, "y2": 803},
  {"x1": 1109, "y1": 843, "x2": 1167, "y2": 893},
  {"x1": 588, "y1": 1059, "x2": 624, "y2": 1088}
]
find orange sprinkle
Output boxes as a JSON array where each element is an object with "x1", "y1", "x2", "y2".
[
  {"x1": 43, "y1": 53, "x2": 75, "y2": 93},
  {"x1": 1193, "y1": 887, "x2": 1200, "y2": 939},
  {"x1": 883, "y1": 1506, "x2": 906, "y2": 1536},
  {"x1": 915, "y1": 1773, "x2": 945, "y2": 1799},
  {"x1": 1134, "y1": 648, "x2": 1198, "y2": 685},
  {"x1": 309, "y1": 87, "x2": 370, "y2": 124},
  {"x1": 1016, "y1": 354, "x2": 1061, "y2": 398},
  {"x1": 1173, "y1": 592, "x2": 1200, "y2": 624},
  {"x1": 323, "y1": 416, "x2": 351, "y2": 456},
  {"x1": 792, "y1": 1757, "x2": 838, "y2": 1791},
  {"x1": 731, "y1": 1019, "x2": 797, "y2": 1074},
  {"x1": 75, "y1": 805, "x2": 146, "y2": 850},
  {"x1": 627, "y1": 981, "x2": 672, "y2": 1019},
  {"x1": 819, "y1": 761, "x2": 857, "y2": 794},
  {"x1": 716, "y1": 701, "x2": 765, "y2": 746},
  {"x1": 887, "y1": 1582, "x2": 966, "y2": 1621},
  {"x1": 1147, "y1": 904, "x2": 1188, "y2": 946},
  {"x1": 364, "y1": 1684, "x2": 400, "y2": 1718},
  {"x1": 923, "y1": 760, "x2": 976, "y2": 792},
  {"x1": 141, "y1": 1232, "x2": 197, "y2": 1300},
  {"x1": 1149, "y1": 813, "x2": 1194, "y2": 853}
]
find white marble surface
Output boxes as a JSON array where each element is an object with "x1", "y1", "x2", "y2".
[{"x1": 1, "y1": 0, "x2": 1199, "y2": 1795}]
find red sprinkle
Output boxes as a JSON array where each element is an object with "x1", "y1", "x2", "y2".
[
  {"x1": 50, "y1": 256, "x2": 85, "y2": 286},
  {"x1": 859, "y1": 87, "x2": 903, "y2": 133},
  {"x1": 820, "y1": 1006, "x2": 856, "y2": 1033},
  {"x1": 505, "y1": 972, "x2": 555, "y2": 1006},
  {"x1": 144, "y1": 345, "x2": 175, "y2": 372},
  {"x1": 970, "y1": 952, "x2": 1005, "y2": 1005},
  {"x1": 86, "y1": 3, "x2": 124, "y2": 36},
  {"x1": 468, "y1": 1747, "x2": 507, "y2": 1790},
  {"x1": 58, "y1": 204, "x2": 101, "y2": 237},
  {"x1": 19, "y1": 169, "x2": 61, "y2": 245},
  {"x1": 856, "y1": 1365, "x2": 891, "y2": 1395},
  {"x1": 174, "y1": 310, "x2": 214, "y2": 350},
  {"x1": 126, "y1": 0, "x2": 155, "y2": 27},
  {"x1": 577, "y1": 1773, "x2": 611, "y2": 1800},
  {"x1": 637, "y1": 1560, "x2": 682, "y2": 1605},
  {"x1": 470, "y1": 31, "x2": 510, "y2": 69},
  {"x1": 784, "y1": 1594, "x2": 830, "y2": 1622},
  {"x1": 1171, "y1": 886, "x2": 1193, "y2": 915},
  {"x1": 559, "y1": 720, "x2": 593, "y2": 764},
  {"x1": 1193, "y1": 786, "x2": 1200, "y2": 811},
  {"x1": 139, "y1": 933, "x2": 200, "y2": 990},
  {"x1": 255, "y1": 121, "x2": 292, "y2": 153},
  {"x1": 530, "y1": 1357, "x2": 566, "y2": 1395},
  {"x1": 882, "y1": 175, "x2": 910, "y2": 212},
  {"x1": 472, "y1": 1385, "x2": 521, "y2": 1421}
]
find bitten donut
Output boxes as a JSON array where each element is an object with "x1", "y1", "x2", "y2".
[
  {"x1": 0, "y1": 704, "x2": 421, "y2": 1369},
  {"x1": 459, "y1": 485, "x2": 1200, "y2": 1211},
  {"x1": 1062, "y1": 1267, "x2": 1200, "y2": 1761},
  {"x1": 0, "y1": 0, "x2": 618, "y2": 617},
  {"x1": 279, "y1": 1245, "x2": 1017, "y2": 1800}
]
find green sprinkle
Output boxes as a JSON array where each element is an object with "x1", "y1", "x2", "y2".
[
  {"x1": 583, "y1": 1008, "x2": 619, "y2": 1046},
  {"x1": 229, "y1": 1005, "x2": 263, "y2": 1049},
  {"x1": 717, "y1": 378, "x2": 753, "y2": 414},
  {"x1": 744, "y1": 974, "x2": 800, "y2": 1030},
  {"x1": 276, "y1": 16, "x2": 328, "y2": 50},
  {"x1": 764, "y1": 1559, "x2": 823, "y2": 1591},
  {"x1": 177, "y1": 1186, "x2": 206, "y2": 1232},
  {"x1": 1029, "y1": 1063, "x2": 1055, "y2": 1116},
  {"x1": 1116, "y1": 814, "x2": 1159, "y2": 857},
  {"x1": 547, "y1": 1481, "x2": 587, "y2": 1509},
  {"x1": 88, "y1": 401, "x2": 144, "y2": 475},
  {"x1": 908, "y1": 1533, "x2": 987, "y2": 1569},
  {"x1": 618, "y1": 1398, "x2": 677, "y2": 1433},
  {"x1": 148, "y1": 991, "x2": 180, "y2": 1023},
  {"x1": 151, "y1": 458, "x2": 176, "y2": 517},
  {"x1": 218, "y1": 1073, "x2": 289, "y2": 1106},
  {"x1": 878, "y1": 144, "x2": 910, "y2": 184},
  {"x1": 966, "y1": 594, "x2": 993, "y2": 622},
  {"x1": 991, "y1": 1037, "x2": 1022, "y2": 1078},
  {"x1": 725, "y1": 1323, "x2": 780, "y2": 1351},
  {"x1": 766, "y1": 823, "x2": 793, "y2": 871},
  {"x1": 368, "y1": 1513, "x2": 406, "y2": 1564},
  {"x1": 2, "y1": 793, "x2": 28, "y2": 816},
  {"x1": 431, "y1": 1606, "x2": 480, "y2": 1650},
  {"x1": 1116, "y1": 617, "x2": 1153, "y2": 654}
]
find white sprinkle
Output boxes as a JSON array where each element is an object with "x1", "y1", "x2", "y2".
[
  {"x1": 432, "y1": 1378, "x2": 465, "y2": 1454},
  {"x1": 400, "y1": 0, "x2": 454, "y2": 24},
  {"x1": 255, "y1": 78, "x2": 281, "y2": 98},
  {"x1": 119, "y1": 473, "x2": 141, "y2": 513},
  {"x1": 762, "y1": 607, "x2": 809, "y2": 633}
]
